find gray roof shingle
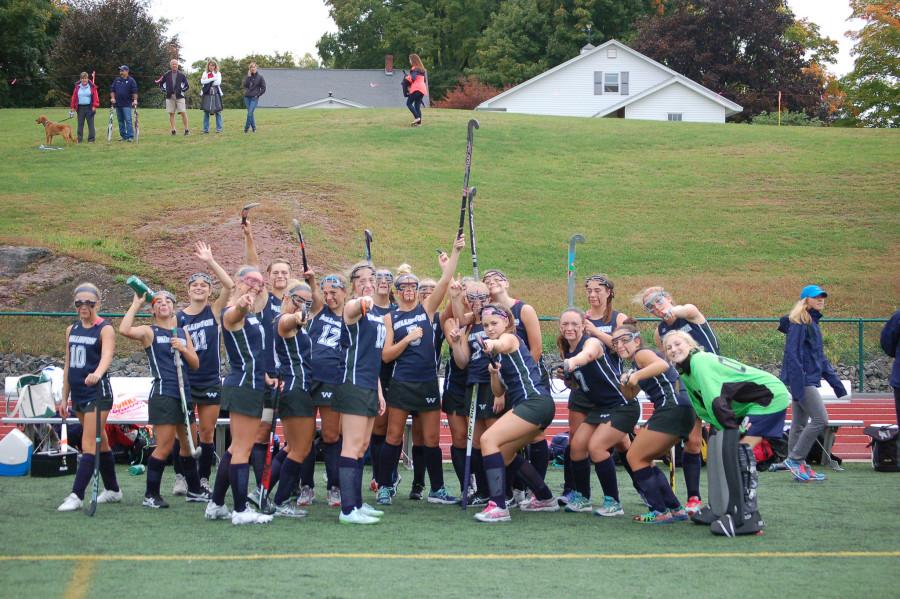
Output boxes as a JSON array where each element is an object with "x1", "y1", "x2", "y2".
[{"x1": 258, "y1": 68, "x2": 423, "y2": 108}]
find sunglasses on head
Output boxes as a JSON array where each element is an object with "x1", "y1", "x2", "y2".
[
  {"x1": 74, "y1": 299, "x2": 97, "y2": 308},
  {"x1": 611, "y1": 331, "x2": 640, "y2": 346}
]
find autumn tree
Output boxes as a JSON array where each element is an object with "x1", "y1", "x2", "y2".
[{"x1": 842, "y1": 0, "x2": 899, "y2": 127}]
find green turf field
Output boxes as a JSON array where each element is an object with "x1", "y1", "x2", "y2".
[{"x1": 0, "y1": 463, "x2": 897, "y2": 597}]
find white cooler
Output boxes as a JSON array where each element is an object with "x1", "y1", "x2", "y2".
[{"x1": 0, "y1": 429, "x2": 33, "y2": 476}]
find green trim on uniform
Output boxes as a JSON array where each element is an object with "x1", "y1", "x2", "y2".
[
  {"x1": 646, "y1": 404, "x2": 696, "y2": 438},
  {"x1": 148, "y1": 394, "x2": 194, "y2": 425},
  {"x1": 334, "y1": 383, "x2": 379, "y2": 417},
  {"x1": 584, "y1": 401, "x2": 640, "y2": 431},
  {"x1": 387, "y1": 379, "x2": 441, "y2": 413},
  {"x1": 221, "y1": 386, "x2": 264, "y2": 419}
]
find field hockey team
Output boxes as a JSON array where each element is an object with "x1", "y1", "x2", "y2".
[{"x1": 54, "y1": 213, "x2": 842, "y2": 526}]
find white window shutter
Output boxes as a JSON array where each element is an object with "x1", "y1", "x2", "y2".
[
  {"x1": 621, "y1": 72, "x2": 629, "y2": 95},
  {"x1": 594, "y1": 71, "x2": 603, "y2": 95}
]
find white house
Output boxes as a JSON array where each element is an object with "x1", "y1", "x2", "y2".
[{"x1": 476, "y1": 39, "x2": 742, "y2": 123}]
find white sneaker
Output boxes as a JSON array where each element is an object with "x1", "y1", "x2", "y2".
[
  {"x1": 57, "y1": 492, "x2": 82, "y2": 512},
  {"x1": 296, "y1": 485, "x2": 315, "y2": 506},
  {"x1": 232, "y1": 508, "x2": 273, "y2": 525},
  {"x1": 519, "y1": 496, "x2": 560, "y2": 512},
  {"x1": 205, "y1": 502, "x2": 231, "y2": 520},
  {"x1": 200, "y1": 477, "x2": 212, "y2": 494},
  {"x1": 274, "y1": 502, "x2": 308, "y2": 518},
  {"x1": 359, "y1": 503, "x2": 384, "y2": 518},
  {"x1": 327, "y1": 487, "x2": 341, "y2": 508},
  {"x1": 172, "y1": 474, "x2": 188, "y2": 496},
  {"x1": 97, "y1": 489, "x2": 123, "y2": 504},
  {"x1": 474, "y1": 500, "x2": 511, "y2": 523},
  {"x1": 512, "y1": 488, "x2": 527, "y2": 506},
  {"x1": 339, "y1": 507, "x2": 380, "y2": 524}
]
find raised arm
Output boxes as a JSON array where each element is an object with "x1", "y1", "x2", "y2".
[
  {"x1": 194, "y1": 241, "x2": 235, "y2": 320},
  {"x1": 423, "y1": 235, "x2": 464, "y2": 316},
  {"x1": 119, "y1": 295, "x2": 154, "y2": 347},
  {"x1": 242, "y1": 219, "x2": 260, "y2": 269},
  {"x1": 670, "y1": 303, "x2": 705, "y2": 324}
]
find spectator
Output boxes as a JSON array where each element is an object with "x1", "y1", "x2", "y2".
[
  {"x1": 109, "y1": 65, "x2": 138, "y2": 142},
  {"x1": 880, "y1": 310, "x2": 900, "y2": 424},
  {"x1": 159, "y1": 59, "x2": 190, "y2": 136},
  {"x1": 200, "y1": 60, "x2": 224, "y2": 134},
  {"x1": 404, "y1": 54, "x2": 428, "y2": 127},
  {"x1": 242, "y1": 62, "x2": 265, "y2": 133},
  {"x1": 69, "y1": 72, "x2": 99, "y2": 143}
]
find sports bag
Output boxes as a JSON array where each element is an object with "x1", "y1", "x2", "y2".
[
  {"x1": 14, "y1": 374, "x2": 56, "y2": 418},
  {"x1": 864, "y1": 425, "x2": 899, "y2": 472}
]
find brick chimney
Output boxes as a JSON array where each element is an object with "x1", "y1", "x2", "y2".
[{"x1": 385, "y1": 54, "x2": 394, "y2": 76}]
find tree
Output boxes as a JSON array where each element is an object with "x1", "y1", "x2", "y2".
[
  {"x1": 432, "y1": 75, "x2": 507, "y2": 109},
  {"x1": 48, "y1": 0, "x2": 175, "y2": 107},
  {"x1": 630, "y1": 0, "x2": 824, "y2": 121},
  {"x1": 842, "y1": 0, "x2": 899, "y2": 127},
  {"x1": 0, "y1": 0, "x2": 65, "y2": 107},
  {"x1": 189, "y1": 52, "x2": 309, "y2": 110}
]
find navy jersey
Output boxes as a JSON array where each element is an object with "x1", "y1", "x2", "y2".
[
  {"x1": 260, "y1": 293, "x2": 282, "y2": 376},
  {"x1": 177, "y1": 305, "x2": 220, "y2": 389},
  {"x1": 465, "y1": 323, "x2": 491, "y2": 384},
  {"x1": 275, "y1": 314, "x2": 312, "y2": 393},
  {"x1": 589, "y1": 310, "x2": 622, "y2": 369},
  {"x1": 658, "y1": 317, "x2": 719, "y2": 354},
  {"x1": 308, "y1": 306, "x2": 347, "y2": 384},
  {"x1": 510, "y1": 300, "x2": 533, "y2": 351},
  {"x1": 432, "y1": 312, "x2": 444, "y2": 370},
  {"x1": 633, "y1": 349, "x2": 691, "y2": 409},
  {"x1": 391, "y1": 304, "x2": 437, "y2": 382},
  {"x1": 373, "y1": 303, "x2": 396, "y2": 388},
  {"x1": 343, "y1": 311, "x2": 386, "y2": 391},
  {"x1": 564, "y1": 335, "x2": 627, "y2": 408},
  {"x1": 497, "y1": 337, "x2": 550, "y2": 407},
  {"x1": 66, "y1": 319, "x2": 113, "y2": 404},
  {"x1": 146, "y1": 326, "x2": 190, "y2": 398},
  {"x1": 222, "y1": 309, "x2": 267, "y2": 390},
  {"x1": 443, "y1": 348, "x2": 467, "y2": 398}
]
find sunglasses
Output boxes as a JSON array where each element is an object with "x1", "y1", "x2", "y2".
[
  {"x1": 74, "y1": 299, "x2": 97, "y2": 308},
  {"x1": 418, "y1": 285, "x2": 436, "y2": 294},
  {"x1": 319, "y1": 275, "x2": 345, "y2": 290},
  {"x1": 611, "y1": 332, "x2": 640, "y2": 346},
  {"x1": 241, "y1": 276, "x2": 265, "y2": 291},
  {"x1": 643, "y1": 292, "x2": 667, "y2": 312},
  {"x1": 290, "y1": 294, "x2": 313, "y2": 309},
  {"x1": 375, "y1": 272, "x2": 394, "y2": 283}
]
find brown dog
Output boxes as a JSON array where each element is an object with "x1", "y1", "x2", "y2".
[{"x1": 36, "y1": 115, "x2": 77, "y2": 145}]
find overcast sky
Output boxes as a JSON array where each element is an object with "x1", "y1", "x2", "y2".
[{"x1": 149, "y1": 0, "x2": 862, "y2": 76}]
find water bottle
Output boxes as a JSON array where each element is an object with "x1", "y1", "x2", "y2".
[
  {"x1": 128, "y1": 464, "x2": 146, "y2": 475},
  {"x1": 126, "y1": 275, "x2": 154, "y2": 300}
]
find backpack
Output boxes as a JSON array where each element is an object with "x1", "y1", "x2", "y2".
[
  {"x1": 549, "y1": 432, "x2": 568, "y2": 465},
  {"x1": 864, "y1": 425, "x2": 900, "y2": 472}
]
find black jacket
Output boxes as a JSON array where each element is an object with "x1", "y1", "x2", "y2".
[
  {"x1": 159, "y1": 70, "x2": 189, "y2": 99},
  {"x1": 243, "y1": 72, "x2": 266, "y2": 98}
]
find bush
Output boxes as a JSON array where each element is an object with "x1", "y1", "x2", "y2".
[
  {"x1": 432, "y1": 76, "x2": 507, "y2": 110},
  {"x1": 751, "y1": 110, "x2": 823, "y2": 126}
]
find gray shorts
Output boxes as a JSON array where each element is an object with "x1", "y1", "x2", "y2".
[
  {"x1": 387, "y1": 379, "x2": 441, "y2": 413},
  {"x1": 585, "y1": 402, "x2": 640, "y2": 433},
  {"x1": 334, "y1": 383, "x2": 379, "y2": 418},
  {"x1": 310, "y1": 381, "x2": 340, "y2": 407},
  {"x1": 148, "y1": 394, "x2": 194, "y2": 426},
  {"x1": 278, "y1": 388, "x2": 315, "y2": 418},
  {"x1": 646, "y1": 405, "x2": 696, "y2": 438},
  {"x1": 511, "y1": 395, "x2": 555, "y2": 430},
  {"x1": 221, "y1": 386, "x2": 264, "y2": 419}
]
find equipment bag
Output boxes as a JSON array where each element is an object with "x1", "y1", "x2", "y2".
[
  {"x1": 14, "y1": 375, "x2": 56, "y2": 418},
  {"x1": 549, "y1": 432, "x2": 568, "y2": 465},
  {"x1": 864, "y1": 425, "x2": 899, "y2": 472}
]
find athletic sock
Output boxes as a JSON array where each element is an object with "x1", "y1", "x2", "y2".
[
  {"x1": 323, "y1": 439, "x2": 341, "y2": 489},
  {"x1": 682, "y1": 451, "x2": 702, "y2": 499},
  {"x1": 370, "y1": 433, "x2": 386, "y2": 484},
  {"x1": 562, "y1": 445, "x2": 573, "y2": 494},
  {"x1": 424, "y1": 446, "x2": 444, "y2": 492},
  {"x1": 355, "y1": 457, "x2": 365, "y2": 508},
  {"x1": 652, "y1": 466, "x2": 681, "y2": 510},
  {"x1": 229, "y1": 462, "x2": 251, "y2": 513},
  {"x1": 572, "y1": 458, "x2": 592, "y2": 499},
  {"x1": 299, "y1": 446, "x2": 316, "y2": 488},
  {"x1": 482, "y1": 452, "x2": 507, "y2": 509},
  {"x1": 505, "y1": 464, "x2": 516, "y2": 498},
  {"x1": 412, "y1": 444, "x2": 425, "y2": 488},
  {"x1": 450, "y1": 445, "x2": 466, "y2": 489},
  {"x1": 146, "y1": 456, "x2": 166, "y2": 497},
  {"x1": 270, "y1": 449, "x2": 288, "y2": 489},
  {"x1": 171, "y1": 440, "x2": 183, "y2": 475},
  {"x1": 618, "y1": 450, "x2": 642, "y2": 493},
  {"x1": 593, "y1": 457, "x2": 619, "y2": 502},
  {"x1": 72, "y1": 453, "x2": 95, "y2": 499},
  {"x1": 199, "y1": 442, "x2": 215, "y2": 480},
  {"x1": 250, "y1": 442, "x2": 268, "y2": 487},
  {"x1": 472, "y1": 449, "x2": 488, "y2": 497},
  {"x1": 338, "y1": 456, "x2": 357, "y2": 515},
  {"x1": 211, "y1": 451, "x2": 232, "y2": 506},
  {"x1": 378, "y1": 442, "x2": 402, "y2": 488},
  {"x1": 633, "y1": 466, "x2": 666, "y2": 513},
  {"x1": 529, "y1": 440, "x2": 550, "y2": 480},
  {"x1": 99, "y1": 451, "x2": 119, "y2": 492},
  {"x1": 510, "y1": 454, "x2": 553, "y2": 501},
  {"x1": 274, "y1": 457, "x2": 303, "y2": 505},
  {"x1": 180, "y1": 455, "x2": 202, "y2": 494}
]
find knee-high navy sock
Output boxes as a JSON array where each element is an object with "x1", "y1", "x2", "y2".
[
  {"x1": 529, "y1": 440, "x2": 549, "y2": 480},
  {"x1": 412, "y1": 444, "x2": 425, "y2": 488},
  {"x1": 72, "y1": 453, "x2": 95, "y2": 499},
  {"x1": 229, "y1": 462, "x2": 251, "y2": 513},
  {"x1": 299, "y1": 445, "x2": 316, "y2": 488},
  {"x1": 424, "y1": 446, "x2": 444, "y2": 492},
  {"x1": 323, "y1": 440, "x2": 341, "y2": 489},
  {"x1": 270, "y1": 449, "x2": 288, "y2": 489},
  {"x1": 250, "y1": 442, "x2": 268, "y2": 487},
  {"x1": 506, "y1": 464, "x2": 516, "y2": 496},
  {"x1": 199, "y1": 442, "x2": 215, "y2": 480},
  {"x1": 593, "y1": 457, "x2": 619, "y2": 502},
  {"x1": 180, "y1": 455, "x2": 202, "y2": 494},
  {"x1": 450, "y1": 446, "x2": 466, "y2": 489},
  {"x1": 172, "y1": 440, "x2": 183, "y2": 475},
  {"x1": 572, "y1": 458, "x2": 592, "y2": 499},
  {"x1": 482, "y1": 452, "x2": 507, "y2": 509},
  {"x1": 618, "y1": 450, "x2": 642, "y2": 492},
  {"x1": 211, "y1": 451, "x2": 232, "y2": 506},
  {"x1": 146, "y1": 456, "x2": 166, "y2": 497},
  {"x1": 562, "y1": 445, "x2": 573, "y2": 494},
  {"x1": 370, "y1": 434, "x2": 386, "y2": 483},
  {"x1": 378, "y1": 442, "x2": 402, "y2": 488},
  {"x1": 355, "y1": 457, "x2": 366, "y2": 508},
  {"x1": 472, "y1": 449, "x2": 488, "y2": 497},
  {"x1": 274, "y1": 457, "x2": 303, "y2": 505},
  {"x1": 653, "y1": 466, "x2": 681, "y2": 510},
  {"x1": 99, "y1": 451, "x2": 119, "y2": 492},
  {"x1": 682, "y1": 451, "x2": 702, "y2": 499},
  {"x1": 339, "y1": 456, "x2": 357, "y2": 515},
  {"x1": 633, "y1": 466, "x2": 666, "y2": 513},
  {"x1": 510, "y1": 454, "x2": 552, "y2": 501}
]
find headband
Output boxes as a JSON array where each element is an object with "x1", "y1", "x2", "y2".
[
  {"x1": 320, "y1": 275, "x2": 345, "y2": 290},
  {"x1": 395, "y1": 274, "x2": 419, "y2": 290},
  {"x1": 188, "y1": 272, "x2": 212, "y2": 285},
  {"x1": 351, "y1": 265, "x2": 376, "y2": 279},
  {"x1": 287, "y1": 283, "x2": 311, "y2": 296},
  {"x1": 481, "y1": 269, "x2": 507, "y2": 282},
  {"x1": 73, "y1": 285, "x2": 100, "y2": 299},
  {"x1": 481, "y1": 306, "x2": 510, "y2": 321},
  {"x1": 151, "y1": 290, "x2": 176, "y2": 305},
  {"x1": 585, "y1": 274, "x2": 613, "y2": 289}
]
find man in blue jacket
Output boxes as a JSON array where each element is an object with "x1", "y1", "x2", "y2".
[
  {"x1": 880, "y1": 310, "x2": 900, "y2": 424},
  {"x1": 110, "y1": 65, "x2": 138, "y2": 142}
]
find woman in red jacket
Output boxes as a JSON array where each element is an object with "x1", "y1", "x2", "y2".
[
  {"x1": 69, "y1": 72, "x2": 100, "y2": 143},
  {"x1": 404, "y1": 54, "x2": 428, "y2": 127}
]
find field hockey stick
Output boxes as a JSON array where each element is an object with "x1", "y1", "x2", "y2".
[
  {"x1": 466, "y1": 187, "x2": 479, "y2": 280},
  {"x1": 258, "y1": 379, "x2": 282, "y2": 514},
  {"x1": 172, "y1": 330, "x2": 201, "y2": 458},
  {"x1": 106, "y1": 108, "x2": 114, "y2": 142},
  {"x1": 460, "y1": 379, "x2": 478, "y2": 510},
  {"x1": 133, "y1": 108, "x2": 139, "y2": 144},
  {"x1": 241, "y1": 202, "x2": 260, "y2": 225},
  {"x1": 84, "y1": 399, "x2": 101, "y2": 516},
  {"x1": 669, "y1": 446, "x2": 677, "y2": 490},
  {"x1": 292, "y1": 218, "x2": 309, "y2": 272},
  {"x1": 457, "y1": 119, "x2": 479, "y2": 239},
  {"x1": 364, "y1": 229, "x2": 373, "y2": 264},
  {"x1": 567, "y1": 234, "x2": 585, "y2": 307}
]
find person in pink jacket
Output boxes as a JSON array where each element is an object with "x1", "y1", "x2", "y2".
[{"x1": 69, "y1": 72, "x2": 100, "y2": 143}]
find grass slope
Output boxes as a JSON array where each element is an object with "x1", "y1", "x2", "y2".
[{"x1": 1, "y1": 108, "x2": 897, "y2": 317}]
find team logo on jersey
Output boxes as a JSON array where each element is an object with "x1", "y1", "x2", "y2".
[
  {"x1": 425, "y1": 397, "x2": 437, "y2": 404},
  {"x1": 599, "y1": 413, "x2": 610, "y2": 419},
  {"x1": 205, "y1": 391, "x2": 218, "y2": 399},
  {"x1": 479, "y1": 403, "x2": 487, "y2": 411},
  {"x1": 320, "y1": 391, "x2": 333, "y2": 399}
]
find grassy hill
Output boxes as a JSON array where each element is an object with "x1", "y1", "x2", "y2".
[{"x1": 1, "y1": 108, "x2": 897, "y2": 319}]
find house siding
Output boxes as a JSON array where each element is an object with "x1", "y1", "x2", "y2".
[{"x1": 624, "y1": 82, "x2": 730, "y2": 123}]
